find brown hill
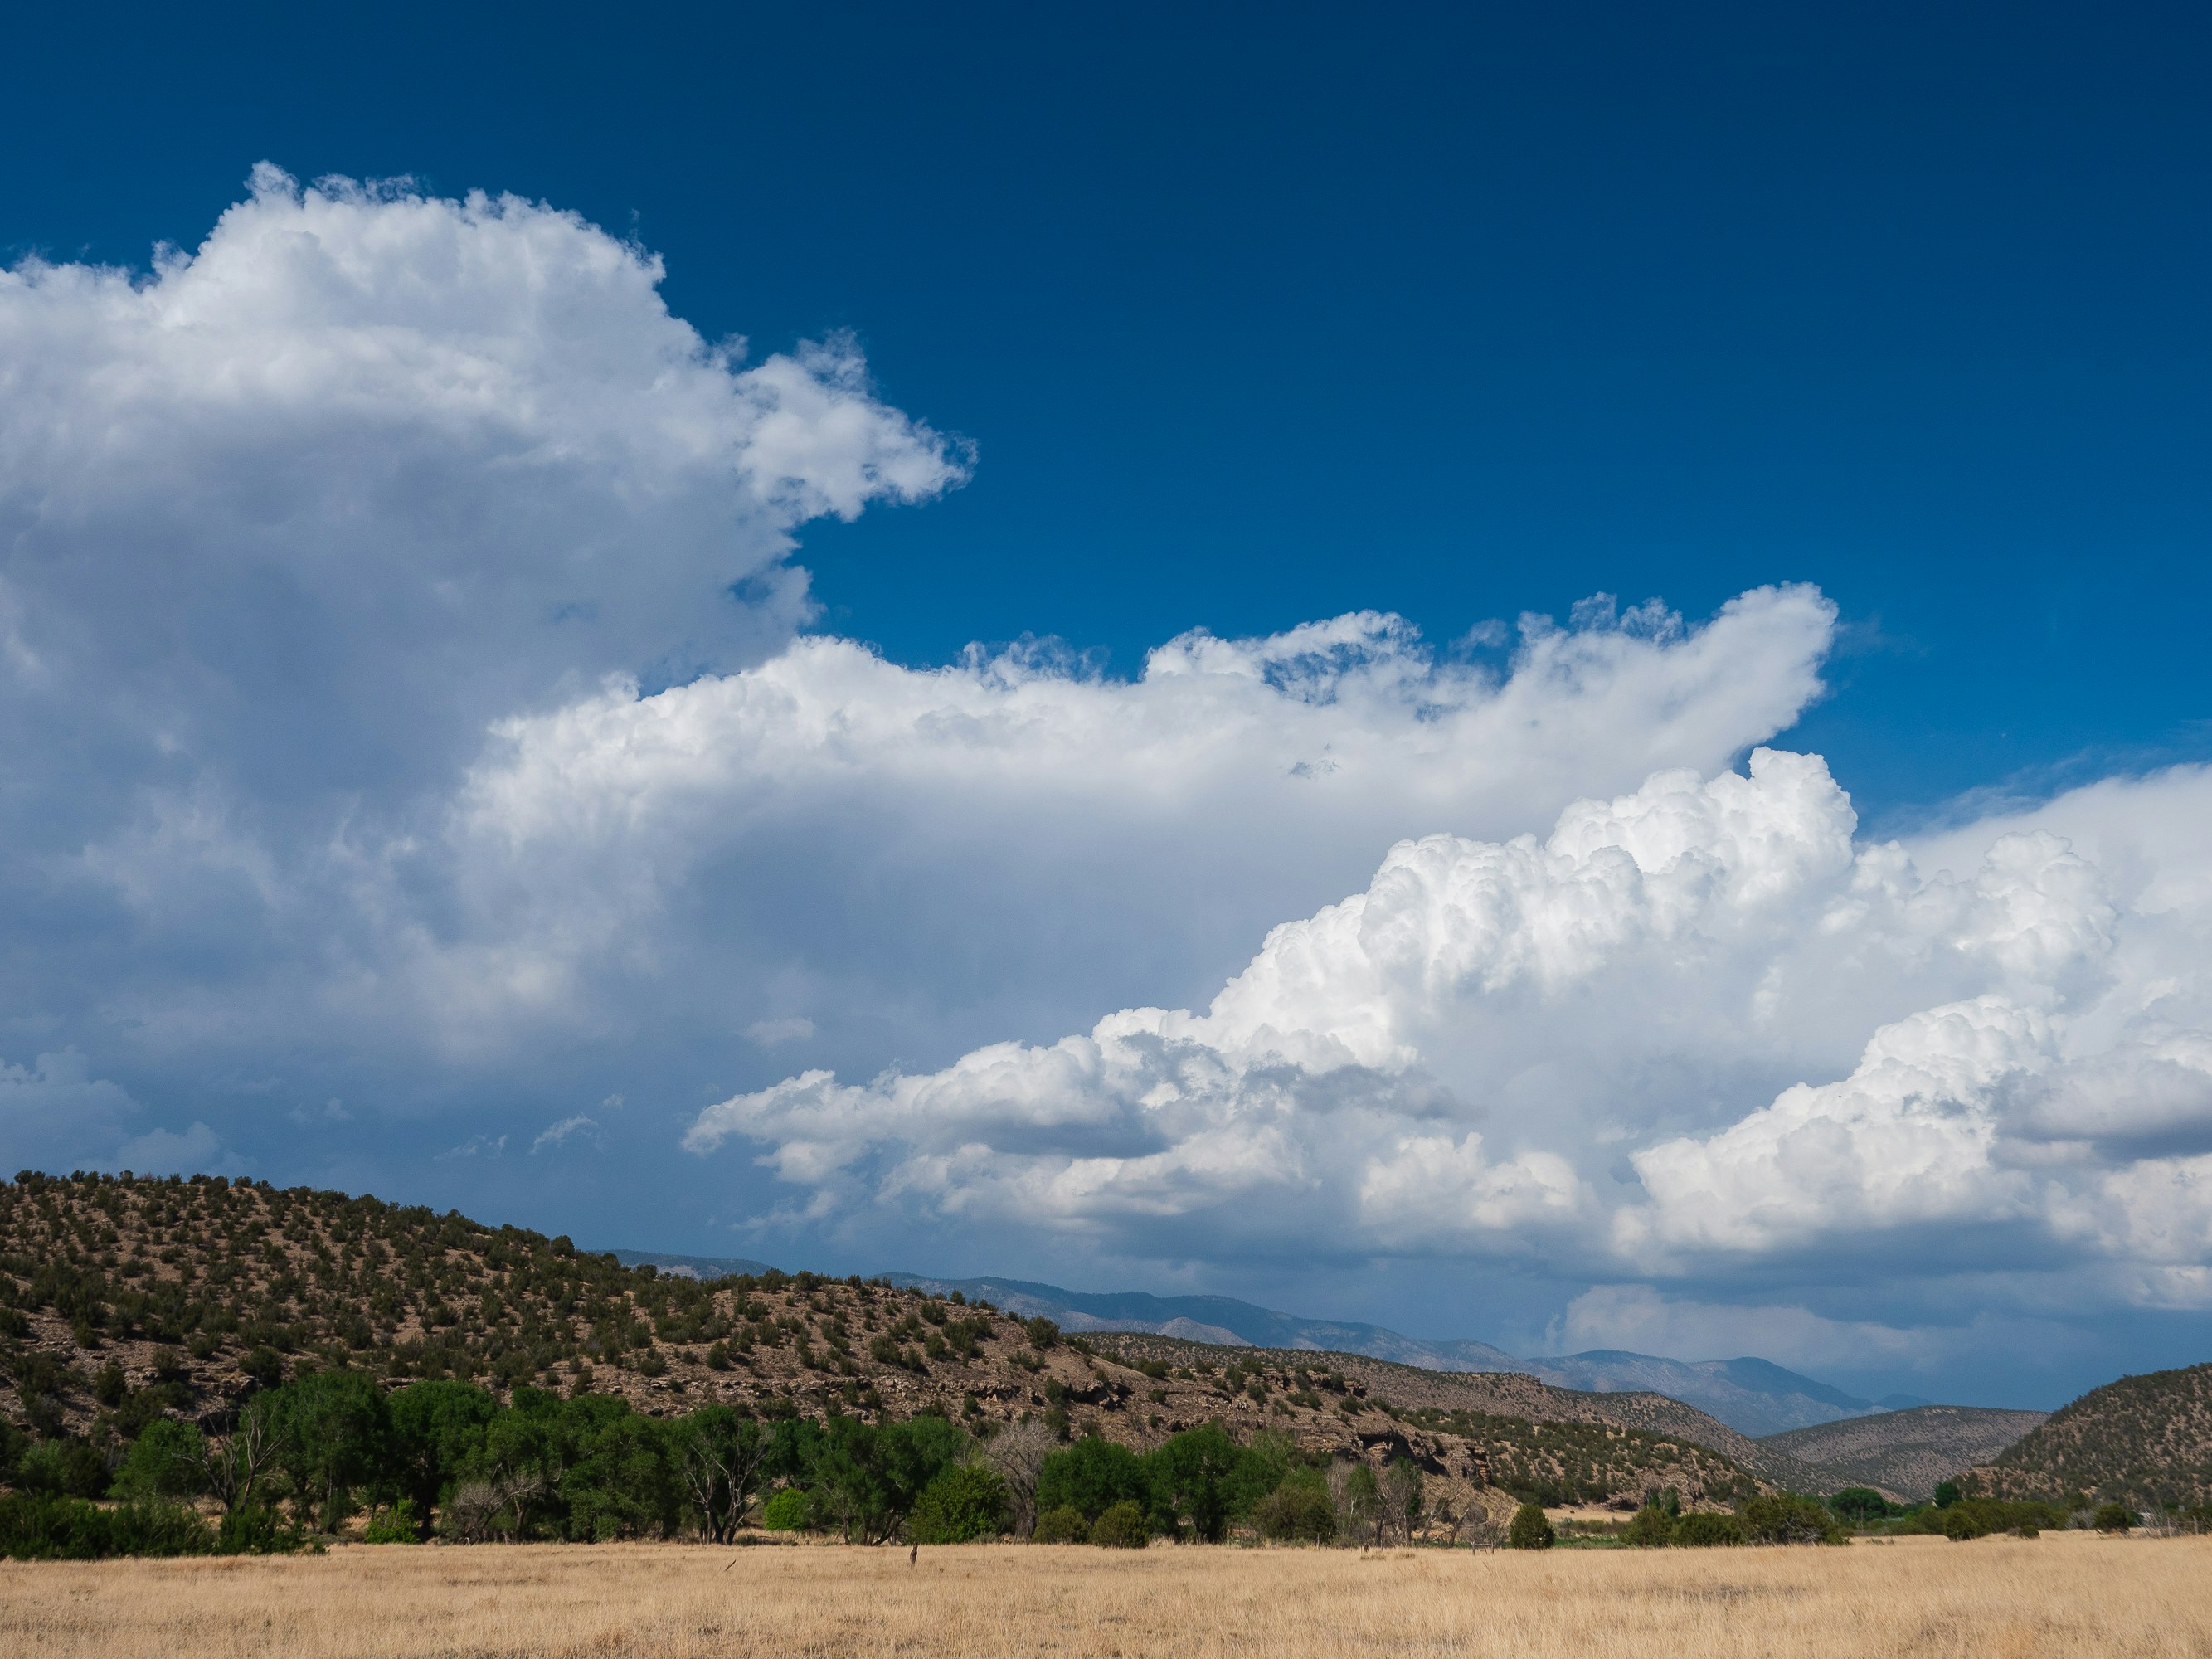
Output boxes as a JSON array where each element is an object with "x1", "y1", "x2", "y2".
[
  {"x1": 1090, "y1": 1331, "x2": 1827, "y2": 1494},
  {"x1": 0, "y1": 1171, "x2": 1769, "y2": 1510},
  {"x1": 1757, "y1": 1405, "x2": 2048, "y2": 1501},
  {"x1": 1966, "y1": 1363, "x2": 2212, "y2": 1513}
]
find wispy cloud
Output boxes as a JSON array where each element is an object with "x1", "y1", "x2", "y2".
[{"x1": 530, "y1": 1115, "x2": 601, "y2": 1155}]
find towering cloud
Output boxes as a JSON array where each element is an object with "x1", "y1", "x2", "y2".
[
  {"x1": 689, "y1": 752, "x2": 2212, "y2": 1316},
  {"x1": 0, "y1": 168, "x2": 962, "y2": 1131}
]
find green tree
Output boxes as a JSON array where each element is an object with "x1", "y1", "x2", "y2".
[
  {"x1": 386, "y1": 1379, "x2": 499, "y2": 1539},
  {"x1": 1036, "y1": 1438, "x2": 1150, "y2": 1521},
  {"x1": 556, "y1": 1400, "x2": 679, "y2": 1541},
  {"x1": 761, "y1": 1487, "x2": 813, "y2": 1531},
  {"x1": 270, "y1": 1367, "x2": 390, "y2": 1529},
  {"x1": 812, "y1": 1413, "x2": 966, "y2": 1544},
  {"x1": 111, "y1": 1419, "x2": 208, "y2": 1500},
  {"x1": 910, "y1": 1463, "x2": 1011, "y2": 1543},
  {"x1": 15, "y1": 1440, "x2": 108, "y2": 1499},
  {"x1": 1507, "y1": 1501, "x2": 1553, "y2": 1550},
  {"x1": 1146, "y1": 1423, "x2": 1242, "y2": 1542},
  {"x1": 1932, "y1": 1481, "x2": 1961, "y2": 1509},
  {"x1": 1826, "y1": 1487, "x2": 1890, "y2": 1527},
  {"x1": 1224, "y1": 1428, "x2": 1300, "y2": 1522},
  {"x1": 1332, "y1": 1460, "x2": 1383, "y2": 1545},
  {"x1": 2093, "y1": 1502, "x2": 2137, "y2": 1533}
]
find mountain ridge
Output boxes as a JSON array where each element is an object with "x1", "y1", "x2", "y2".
[{"x1": 872, "y1": 1269, "x2": 1899, "y2": 1437}]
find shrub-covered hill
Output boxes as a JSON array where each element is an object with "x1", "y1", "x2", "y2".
[
  {"x1": 1966, "y1": 1364, "x2": 2212, "y2": 1512},
  {"x1": 1, "y1": 1171, "x2": 1766, "y2": 1511},
  {"x1": 1089, "y1": 1332, "x2": 1823, "y2": 1496},
  {"x1": 1756, "y1": 1406, "x2": 2049, "y2": 1501}
]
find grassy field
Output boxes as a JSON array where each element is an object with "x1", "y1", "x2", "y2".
[{"x1": 4, "y1": 1534, "x2": 2208, "y2": 1658}]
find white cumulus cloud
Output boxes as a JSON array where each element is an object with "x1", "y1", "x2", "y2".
[{"x1": 690, "y1": 752, "x2": 2212, "y2": 1311}]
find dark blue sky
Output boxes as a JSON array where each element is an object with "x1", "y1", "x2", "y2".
[{"x1": 11, "y1": 1, "x2": 2207, "y2": 826}]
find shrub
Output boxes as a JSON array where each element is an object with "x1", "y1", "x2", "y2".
[
  {"x1": 761, "y1": 1488, "x2": 813, "y2": 1532},
  {"x1": 0, "y1": 1492, "x2": 212, "y2": 1559},
  {"x1": 909, "y1": 1464, "x2": 1010, "y2": 1544},
  {"x1": 1090, "y1": 1501, "x2": 1150, "y2": 1549},
  {"x1": 16, "y1": 1438, "x2": 109, "y2": 1499},
  {"x1": 362, "y1": 1500, "x2": 421, "y2": 1544},
  {"x1": 1252, "y1": 1479, "x2": 1338, "y2": 1545},
  {"x1": 217, "y1": 1504, "x2": 304, "y2": 1554},
  {"x1": 1827, "y1": 1487, "x2": 1891, "y2": 1526},
  {"x1": 241, "y1": 1345, "x2": 286, "y2": 1389},
  {"x1": 2093, "y1": 1502, "x2": 2137, "y2": 1533},
  {"x1": 1507, "y1": 1501, "x2": 1553, "y2": 1550},
  {"x1": 1740, "y1": 1493, "x2": 1845, "y2": 1545},
  {"x1": 1621, "y1": 1503, "x2": 1675, "y2": 1546},
  {"x1": 1033, "y1": 1505, "x2": 1090, "y2": 1543},
  {"x1": 1942, "y1": 1506, "x2": 1991, "y2": 1541},
  {"x1": 1023, "y1": 1316, "x2": 1062, "y2": 1350},
  {"x1": 1670, "y1": 1511, "x2": 1746, "y2": 1547},
  {"x1": 1915, "y1": 1498, "x2": 2067, "y2": 1541},
  {"x1": 108, "y1": 1500, "x2": 216, "y2": 1556}
]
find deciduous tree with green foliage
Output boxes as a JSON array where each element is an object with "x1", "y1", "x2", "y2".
[
  {"x1": 1035, "y1": 1437, "x2": 1150, "y2": 1522},
  {"x1": 909, "y1": 1462, "x2": 1010, "y2": 1543}
]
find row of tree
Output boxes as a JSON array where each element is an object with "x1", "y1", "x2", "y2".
[{"x1": 1, "y1": 1362, "x2": 1462, "y2": 1556}]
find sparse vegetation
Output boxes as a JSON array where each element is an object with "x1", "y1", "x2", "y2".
[
  {"x1": 1759, "y1": 1406, "x2": 2049, "y2": 1502},
  {"x1": 1, "y1": 1171, "x2": 1790, "y2": 1555},
  {"x1": 1970, "y1": 1365, "x2": 2212, "y2": 1513}
]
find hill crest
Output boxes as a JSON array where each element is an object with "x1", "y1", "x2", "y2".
[{"x1": 3, "y1": 1172, "x2": 1777, "y2": 1513}]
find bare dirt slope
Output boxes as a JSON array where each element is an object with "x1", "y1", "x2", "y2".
[{"x1": 1758, "y1": 1406, "x2": 2048, "y2": 1500}]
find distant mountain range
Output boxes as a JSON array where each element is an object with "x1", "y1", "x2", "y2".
[{"x1": 611, "y1": 1251, "x2": 1923, "y2": 1437}]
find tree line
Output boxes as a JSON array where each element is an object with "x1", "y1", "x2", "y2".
[{"x1": 0, "y1": 1363, "x2": 1453, "y2": 1559}]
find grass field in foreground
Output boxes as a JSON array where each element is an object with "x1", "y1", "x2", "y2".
[{"x1": 4, "y1": 1534, "x2": 2208, "y2": 1658}]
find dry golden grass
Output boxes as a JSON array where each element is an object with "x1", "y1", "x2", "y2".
[{"x1": 4, "y1": 1534, "x2": 2209, "y2": 1658}]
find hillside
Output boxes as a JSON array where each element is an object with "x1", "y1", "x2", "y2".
[
  {"x1": 881, "y1": 1272, "x2": 1523, "y2": 1370},
  {"x1": 1524, "y1": 1351, "x2": 1885, "y2": 1438},
  {"x1": 1087, "y1": 1332, "x2": 1826, "y2": 1496},
  {"x1": 875, "y1": 1272, "x2": 1912, "y2": 1437},
  {"x1": 1966, "y1": 1364, "x2": 2212, "y2": 1512},
  {"x1": 1759, "y1": 1406, "x2": 2048, "y2": 1500},
  {"x1": 0, "y1": 1172, "x2": 1772, "y2": 1512}
]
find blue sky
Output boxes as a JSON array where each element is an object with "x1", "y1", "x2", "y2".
[{"x1": 2, "y1": 2, "x2": 2208, "y2": 1406}]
